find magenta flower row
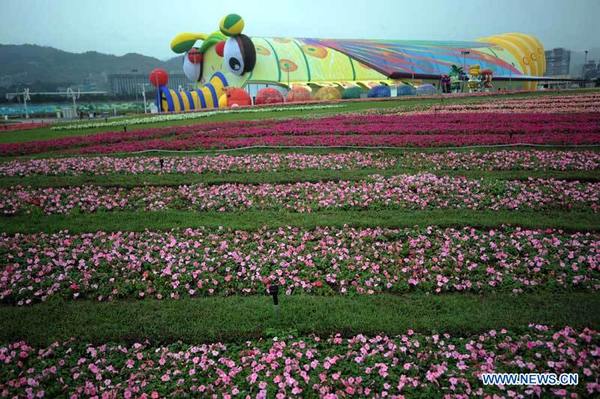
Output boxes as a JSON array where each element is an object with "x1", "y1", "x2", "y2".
[{"x1": 2, "y1": 111, "x2": 599, "y2": 155}]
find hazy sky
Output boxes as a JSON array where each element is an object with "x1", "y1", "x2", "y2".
[{"x1": 1, "y1": 0, "x2": 598, "y2": 59}]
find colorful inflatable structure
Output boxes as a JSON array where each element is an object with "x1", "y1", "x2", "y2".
[{"x1": 151, "y1": 14, "x2": 552, "y2": 112}]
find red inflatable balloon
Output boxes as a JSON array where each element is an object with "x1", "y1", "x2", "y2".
[
  {"x1": 226, "y1": 87, "x2": 252, "y2": 107},
  {"x1": 286, "y1": 86, "x2": 312, "y2": 103},
  {"x1": 149, "y1": 68, "x2": 169, "y2": 87},
  {"x1": 256, "y1": 88, "x2": 284, "y2": 105}
]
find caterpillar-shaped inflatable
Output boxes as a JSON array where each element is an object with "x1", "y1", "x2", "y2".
[
  {"x1": 157, "y1": 72, "x2": 228, "y2": 112},
  {"x1": 151, "y1": 13, "x2": 551, "y2": 112}
]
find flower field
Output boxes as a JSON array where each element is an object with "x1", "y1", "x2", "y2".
[
  {"x1": 413, "y1": 93, "x2": 600, "y2": 114},
  {"x1": 1, "y1": 94, "x2": 600, "y2": 156},
  {"x1": 2, "y1": 174, "x2": 599, "y2": 215},
  {"x1": 1, "y1": 326, "x2": 598, "y2": 398},
  {"x1": 1, "y1": 90, "x2": 599, "y2": 397},
  {"x1": 0, "y1": 150, "x2": 599, "y2": 177},
  {"x1": 1, "y1": 226, "x2": 599, "y2": 305}
]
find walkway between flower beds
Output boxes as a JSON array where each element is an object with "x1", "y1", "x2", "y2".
[
  {"x1": 2, "y1": 293, "x2": 598, "y2": 345},
  {"x1": 2, "y1": 209, "x2": 599, "y2": 235}
]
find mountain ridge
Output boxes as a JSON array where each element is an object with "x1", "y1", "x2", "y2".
[{"x1": 0, "y1": 43, "x2": 183, "y2": 91}]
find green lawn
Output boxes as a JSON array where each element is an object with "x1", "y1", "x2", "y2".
[
  {"x1": 1, "y1": 89, "x2": 599, "y2": 366},
  {"x1": 1, "y1": 169, "x2": 598, "y2": 188},
  {"x1": 2, "y1": 292, "x2": 598, "y2": 346}
]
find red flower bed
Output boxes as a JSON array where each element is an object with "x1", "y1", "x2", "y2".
[
  {"x1": 1, "y1": 112, "x2": 599, "y2": 156},
  {"x1": 0, "y1": 122, "x2": 49, "y2": 132}
]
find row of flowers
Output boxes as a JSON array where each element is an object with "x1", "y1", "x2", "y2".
[
  {"x1": 1, "y1": 174, "x2": 598, "y2": 216},
  {"x1": 3, "y1": 111, "x2": 599, "y2": 155},
  {"x1": 1, "y1": 150, "x2": 599, "y2": 177},
  {"x1": 50, "y1": 104, "x2": 344, "y2": 131},
  {"x1": 1, "y1": 326, "x2": 598, "y2": 398},
  {"x1": 74, "y1": 111, "x2": 600, "y2": 154},
  {"x1": 0, "y1": 152, "x2": 396, "y2": 176},
  {"x1": 78, "y1": 132, "x2": 600, "y2": 154},
  {"x1": 0, "y1": 122, "x2": 49, "y2": 132},
  {"x1": 81, "y1": 112, "x2": 600, "y2": 141},
  {"x1": 1, "y1": 226, "x2": 598, "y2": 304},
  {"x1": 379, "y1": 94, "x2": 600, "y2": 115}
]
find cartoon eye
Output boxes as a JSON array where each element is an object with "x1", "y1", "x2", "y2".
[
  {"x1": 224, "y1": 37, "x2": 245, "y2": 75},
  {"x1": 223, "y1": 35, "x2": 256, "y2": 76}
]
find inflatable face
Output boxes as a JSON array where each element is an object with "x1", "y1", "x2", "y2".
[
  {"x1": 153, "y1": 14, "x2": 257, "y2": 112},
  {"x1": 200, "y1": 33, "x2": 256, "y2": 88},
  {"x1": 170, "y1": 14, "x2": 256, "y2": 88}
]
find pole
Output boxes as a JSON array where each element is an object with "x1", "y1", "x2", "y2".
[
  {"x1": 23, "y1": 88, "x2": 30, "y2": 119},
  {"x1": 268, "y1": 285, "x2": 280, "y2": 322},
  {"x1": 141, "y1": 84, "x2": 147, "y2": 114}
]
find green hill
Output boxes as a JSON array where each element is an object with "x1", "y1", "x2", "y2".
[{"x1": 0, "y1": 44, "x2": 182, "y2": 91}]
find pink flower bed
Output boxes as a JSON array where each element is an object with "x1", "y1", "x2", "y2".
[
  {"x1": 1, "y1": 174, "x2": 598, "y2": 215},
  {"x1": 1, "y1": 150, "x2": 598, "y2": 177},
  {"x1": 0, "y1": 152, "x2": 396, "y2": 176},
  {"x1": 1, "y1": 326, "x2": 598, "y2": 398},
  {"x1": 1, "y1": 226, "x2": 598, "y2": 305},
  {"x1": 386, "y1": 93, "x2": 600, "y2": 115},
  {"x1": 405, "y1": 150, "x2": 600, "y2": 171}
]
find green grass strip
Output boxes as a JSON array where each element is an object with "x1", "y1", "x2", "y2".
[
  {"x1": 0, "y1": 169, "x2": 598, "y2": 188},
  {"x1": 1, "y1": 209, "x2": 598, "y2": 234},
  {"x1": 1, "y1": 292, "x2": 598, "y2": 346}
]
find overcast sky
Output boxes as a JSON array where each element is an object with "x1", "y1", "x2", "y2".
[{"x1": 1, "y1": 0, "x2": 598, "y2": 59}]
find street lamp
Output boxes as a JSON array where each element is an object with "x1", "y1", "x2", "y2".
[
  {"x1": 66, "y1": 88, "x2": 79, "y2": 117},
  {"x1": 139, "y1": 83, "x2": 148, "y2": 114},
  {"x1": 510, "y1": 62, "x2": 515, "y2": 90},
  {"x1": 584, "y1": 50, "x2": 589, "y2": 79},
  {"x1": 22, "y1": 88, "x2": 30, "y2": 119}
]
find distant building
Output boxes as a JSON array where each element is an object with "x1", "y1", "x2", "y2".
[
  {"x1": 108, "y1": 73, "x2": 191, "y2": 95},
  {"x1": 545, "y1": 48, "x2": 571, "y2": 76},
  {"x1": 582, "y1": 60, "x2": 599, "y2": 80}
]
